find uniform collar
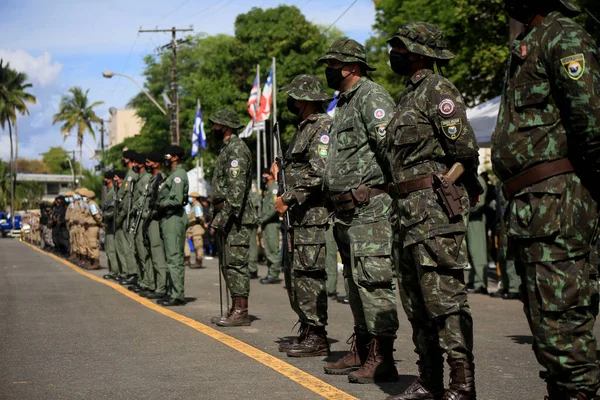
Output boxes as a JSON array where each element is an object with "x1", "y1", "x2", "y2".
[
  {"x1": 340, "y1": 76, "x2": 367, "y2": 101},
  {"x1": 222, "y1": 134, "x2": 239, "y2": 149},
  {"x1": 512, "y1": 11, "x2": 563, "y2": 61}
]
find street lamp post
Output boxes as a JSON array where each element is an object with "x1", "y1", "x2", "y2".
[{"x1": 102, "y1": 70, "x2": 168, "y2": 116}]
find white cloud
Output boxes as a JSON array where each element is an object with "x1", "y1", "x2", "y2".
[{"x1": 0, "y1": 50, "x2": 62, "y2": 86}]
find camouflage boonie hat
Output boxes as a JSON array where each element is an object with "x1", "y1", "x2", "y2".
[
  {"x1": 557, "y1": 0, "x2": 580, "y2": 17},
  {"x1": 280, "y1": 74, "x2": 332, "y2": 102},
  {"x1": 318, "y1": 39, "x2": 376, "y2": 71},
  {"x1": 209, "y1": 109, "x2": 244, "y2": 130},
  {"x1": 387, "y1": 22, "x2": 455, "y2": 60}
]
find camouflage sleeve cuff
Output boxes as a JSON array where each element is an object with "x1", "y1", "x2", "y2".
[{"x1": 281, "y1": 190, "x2": 297, "y2": 206}]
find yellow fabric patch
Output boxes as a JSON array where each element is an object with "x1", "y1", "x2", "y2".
[{"x1": 561, "y1": 54, "x2": 585, "y2": 80}]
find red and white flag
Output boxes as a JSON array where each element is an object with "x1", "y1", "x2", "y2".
[
  {"x1": 256, "y1": 68, "x2": 273, "y2": 122},
  {"x1": 247, "y1": 71, "x2": 260, "y2": 121}
]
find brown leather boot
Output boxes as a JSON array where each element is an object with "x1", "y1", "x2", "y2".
[
  {"x1": 348, "y1": 337, "x2": 398, "y2": 384},
  {"x1": 279, "y1": 322, "x2": 309, "y2": 352},
  {"x1": 184, "y1": 256, "x2": 191, "y2": 266},
  {"x1": 87, "y1": 258, "x2": 100, "y2": 270},
  {"x1": 442, "y1": 359, "x2": 475, "y2": 400},
  {"x1": 286, "y1": 325, "x2": 330, "y2": 357},
  {"x1": 192, "y1": 259, "x2": 203, "y2": 269},
  {"x1": 216, "y1": 297, "x2": 251, "y2": 327},
  {"x1": 211, "y1": 300, "x2": 234, "y2": 324},
  {"x1": 69, "y1": 253, "x2": 77, "y2": 262},
  {"x1": 386, "y1": 357, "x2": 444, "y2": 400},
  {"x1": 324, "y1": 330, "x2": 370, "y2": 375}
]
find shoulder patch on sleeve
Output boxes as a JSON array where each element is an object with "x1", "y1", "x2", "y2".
[
  {"x1": 319, "y1": 134, "x2": 330, "y2": 144},
  {"x1": 376, "y1": 124, "x2": 387, "y2": 137},
  {"x1": 272, "y1": 189, "x2": 278, "y2": 195},
  {"x1": 561, "y1": 54, "x2": 585, "y2": 80},
  {"x1": 90, "y1": 204, "x2": 99, "y2": 215},
  {"x1": 174, "y1": 177, "x2": 182, "y2": 183},
  {"x1": 230, "y1": 160, "x2": 239, "y2": 167},
  {"x1": 374, "y1": 108, "x2": 386, "y2": 119},
  {"x1": 127, "y1": 176, "x2": 132, "y2": 182},
  {"x1": 438, "y1": 98, "x2": 456, "y2": 118},
  {"x1": 230, "y1": 168, "x2": 240, "y2": 178},
  {"x1": 440, "y1": 118, "x2": 463, "y2": 140},
  {"x1": 317, "y1": 144, "x2": 328, "y2": 158}
]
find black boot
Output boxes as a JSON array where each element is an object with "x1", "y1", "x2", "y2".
[{"x1": 442, "y1": 359, "x2": 475, "y2": 400}]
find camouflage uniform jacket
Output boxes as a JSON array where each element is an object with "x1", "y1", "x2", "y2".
[
  {"x1": 282, "y1": 112, "x2": 332, "y2": 227},
  {"x1": 323, "y1": 76, "x2": 394, "y2": 194},
  {"x1": 103, "y1": 187, "x2": 116, "y2": 233},
  {"x1": 157, "y1": 165, "x2": 189, "y2": 212},
  {"x1": 492, "y1": 11, "x2": 600, "y2": 185},
  {"x1": 116, "y1": 169, "x2": 138, "y2": 228},
  {"x1": 491, "y1": 11, "x2": 600, "y2": 263},
  {"x1": 211, "y1": 134, "x2": 257, "y2": 227},
  {"x1": 388, "y1": 69, "x2": 479, "y2": 246},
  {"x1": 259, "y1": 181, "x2": 279, "y2": 226}
]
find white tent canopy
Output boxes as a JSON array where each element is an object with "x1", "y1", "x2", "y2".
[
  {"x1": 466, "y1": 96, "x2": 501, "y2": 146},
  {"x1": 187, "y1": 166, "x2": 210, "y2": 197}
]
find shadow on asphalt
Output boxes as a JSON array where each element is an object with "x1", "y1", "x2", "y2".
[
  {"x1": 184, "y1": 297, "x2": 198, "y2": 303},
  {"x1": 376, "y1": 374, "x2": 419, "y2": 396},
  {"x1": 507, "y1": 335, "x2": 534, "y2": 345},
  {"x1": 249, "y1": 315, "x2": 261, "y2": 322}
]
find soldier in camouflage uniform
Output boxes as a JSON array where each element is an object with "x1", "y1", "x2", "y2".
[
  {"x1": 318, "y1": 40, "x2": 399, "y2": 383},
  {"x1": 272, "y1": 74, "x2": 332, "y2": 357},
  {"x1": 209, "y1": 109, "x2": 258, "y2": 327},
  {"x1": 248, "y1": 181, "x2": 260, "y2": 279},
  {"x1": 385, "y1": 22, "x2": 481, "y2": 400},
  {"x1": 492, "y1": 1, "x2": 600, "y2": 399},
  {"x1": 258, "y1": 170, "x2": 281, "y2": 284}
]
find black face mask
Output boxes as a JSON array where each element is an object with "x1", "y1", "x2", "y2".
[
  {"x1": 286, "y1": 97, "x2": 301, "y2": 115},
  {"x1": 325, "y1": 67, "x2": 346, "y2": 90},
  {"x1": 164, "y1": 159, "x2": 172, "y2": 168},
  {"x1": 132, "y1": 165, "x2": 141, "y2": 173},
  {"x1": 145, "y1": 164, "x2": 153, "y2": 173},
  {"x1": 389, "y1": 52, "x2": 412, "y2": 76},
  {"x1": 261, "y1": 176, "x2": 269, "y2": 191},
  {"x1": 103, "y1": 180, "x2": 109, "y2": 186},
  {"x1": 121, "y1": 159, "x2": 128, "y2": 167},
  {"x1": 504, "y1": 0, "x2": 539, "y2": 25},
  {"x1": 212, "y1": 128, "x2": 225, "y2": 142}
]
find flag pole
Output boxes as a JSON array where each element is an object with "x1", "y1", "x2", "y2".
[
  {"x1": 196, "y1": 98, "x2": 201, "y2": 194},
  {"x1": 272, "y1": 57, "x2": 277, "y2": 164},
  {"x1": 256, "y1": 63, "x2": 261, "y2": 190}
]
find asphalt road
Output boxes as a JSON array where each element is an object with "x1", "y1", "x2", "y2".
[{"x1": 1, "y1": 238, "x2": 587, "y2": 400}]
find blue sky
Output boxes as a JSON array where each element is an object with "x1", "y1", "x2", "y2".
[{"x1": 0, "y1": 0, "x2": 377, "y2": 168}]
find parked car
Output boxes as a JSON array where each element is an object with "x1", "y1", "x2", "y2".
[{"x1": 0, "y1": 212, "x2": 23, "y2": 238}]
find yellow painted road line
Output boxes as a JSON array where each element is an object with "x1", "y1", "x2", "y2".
[{"x1": 22, "y1": 242, "x2": 357, "y2": 400}]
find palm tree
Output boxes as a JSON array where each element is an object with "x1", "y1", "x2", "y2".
[
  {"x1": 52, "y1": 87, "x2": 103, "y2": 181},
  {"x1": 0, "y1": 60, "x2": 36, "y2": 226}
]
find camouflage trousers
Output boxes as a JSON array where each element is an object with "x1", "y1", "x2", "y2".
[
  {"x1": 507, "y1": 174, "x2": 600, "y2": 392},
  {"x1": 507, "y1": 173, "x2": 600, "y2": 393},
  {"x1": 333, "y1": 194, "x2": 399, "y2": 337},
  {"x1": 284, "y1": 224, "x2": 328, "y2": 327},
  {"x1": 220, "y1": 224, "x2": 253, "y2": 298},
  {"x1": 395, "y1": 234, "x2": 473, "y2": 363}
]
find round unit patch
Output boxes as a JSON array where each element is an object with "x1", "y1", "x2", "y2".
[
  {"x1": 374, "y1": 108, "x2": 386, "y2": 119},
  {"x1": 272, "y1": 189, "x2": 278, "y2": 195},
  {"x1": 438, "y1": 99, "x2": 456, "y2": 118},
  {"x1": 174, "y1": 177, "x2": 182, "y2": 183},
  {"x1": 127, "y1": 176, "x2": 132, "y2": 182},
  {"x1": 230, "y1": 160, "x2": 239, "y2": 168},
  {"x1": 319, "y1": 134, "x2": 330, "y2": 145}
]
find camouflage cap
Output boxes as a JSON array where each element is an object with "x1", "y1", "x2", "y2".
[
  {"x1": 280, "y1": 74, "x2": 332, "y2": 102},
  {"x1": 318, "y1": 39, "x2": 376, "y2": 71},
  {"x1": 557, "y1": 0, "x2": 580, "y2": 16},
  {"x1": 387, "y1": 22, "x2": 455, "y2": 60},
  {"x1": 209, "y1": 109, "x2": 244, "y2": 130}
]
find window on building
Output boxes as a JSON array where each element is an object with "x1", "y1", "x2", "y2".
[{"x1": 47, "y1": 183, "x2": 60, "y2": 195}]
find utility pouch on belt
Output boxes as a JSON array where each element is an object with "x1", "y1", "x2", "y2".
[{"x1": 432, "y1": 163, "x2": 465, "y2": 219}]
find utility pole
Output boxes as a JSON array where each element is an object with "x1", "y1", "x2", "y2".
[{"x1": 139, "y1": 26, "x2": 193, "y2": 145}]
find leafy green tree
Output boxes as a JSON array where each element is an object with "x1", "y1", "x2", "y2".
[
  {"x1": 115, "y1": 5, "x2": 340, "y2": 180},
  {"x1": 0, "y1": 60, "x2": 36, "y2": 218},
  {"x1": 52, "y1": 87, "x2": 103, "y2": 180},
  {"x1": 42, "y1": 146, "x2": 81, "y2": 175},
  {"x1": 0, "y1": 160, "x2": 9, "y2": 210},
  {"x1": 80, "y1": 169, "x2": 103, "y2": 204},
  {"x1": 15, "y1": 181, "x2": 44, "y2": 211},
  {"x1": 15, "y1": 158, "x2": 51, "y2": 174}
]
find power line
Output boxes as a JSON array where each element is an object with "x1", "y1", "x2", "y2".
[
  {"x1": 156, "y1": 0, "x2": 196, "y2": 23},
  {"x1": 110, "y1": 32, "x2": 140, "y2": 97},
  {"x1": 174, "y1": 0, "x2": 225, "y2": 25},
  {"x1": 324, "y1": 0, "x2": 359, "y2": 32}
]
